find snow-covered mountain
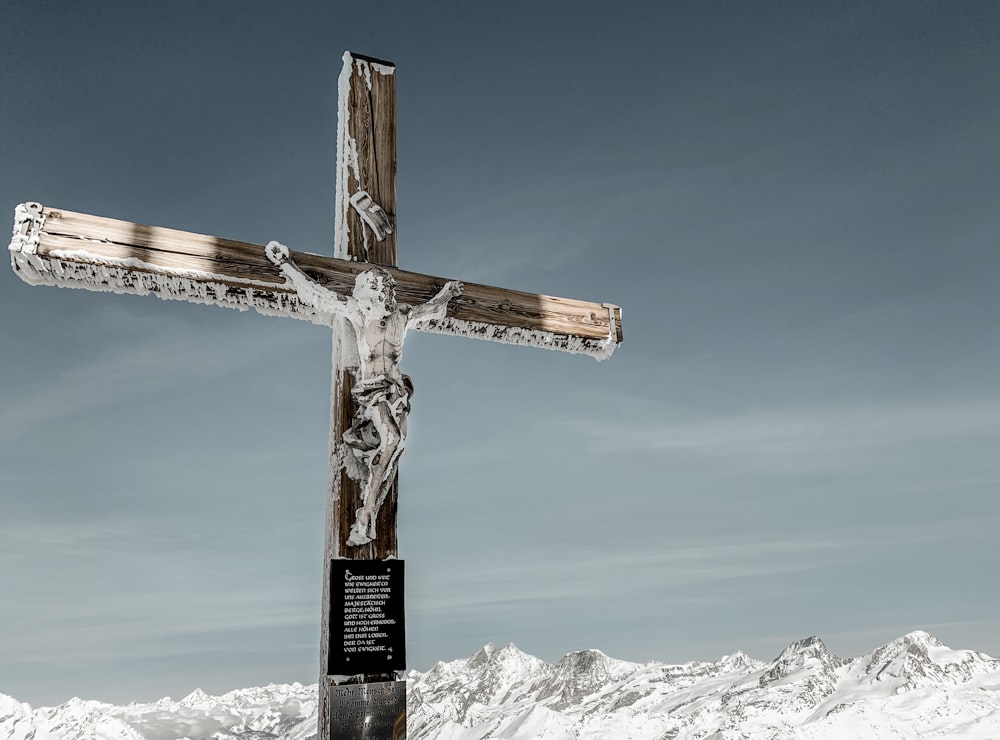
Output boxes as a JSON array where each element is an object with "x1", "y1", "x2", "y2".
[{"x1": 3, "y1": 631, "x2": 999, "y2": 739}]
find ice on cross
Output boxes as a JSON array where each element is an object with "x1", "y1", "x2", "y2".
[{"x1": 266, "y1": 241, "x2": 463, "y2": 546}]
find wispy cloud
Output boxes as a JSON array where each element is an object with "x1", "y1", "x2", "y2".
[
  {"x1": 411, "y1": 538, "x2": 846, "y2": 615},
  {"x1": 0, "y1": 309, "x2": 321, "y2": 445},
  {"x1": 546, "y1": 391, "x2": 1000, "y2": 476},
  {"x1": 0, "y1": 517, "x2": 317, "y2": 666}
]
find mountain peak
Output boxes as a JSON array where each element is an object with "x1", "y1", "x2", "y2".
[
  {"x1": 861, "y1": 631, "x2": 943, "y2": 676},
  {"x1": 0, "y1": 692, "x2": 32, "y2": 718},
  {"x1": 760, "y1": 634, "x2": 841, "y2": 687},
  {"x1": 467, "y1": 642, "x2": 499, "y2": 668},
  {"x1": 717, "y1": 650, "x2": 757, "y2": 672},
  {"x1": 554, "y1": 647, "x2": 640, "y2": 677},
  {"x1": 497, "y1": 641, "x2": 526, "y2": 657},
  {"x1": 900, "y1": 629, "x2": 943, "y2": 648},
  {"x1": 755, "y1": 634, "x2": 844, "y2": 711},
  {"x1": 466, "y1": 641, "x2": 538, "y2": 673},
  {"x1": 775, "y1": 635, "x2": 833, "y2": 660},
  {"x1": 180, "y1": 687, "x2": 211, "y2": 704},
  {"x1": 851, "y1": 630, "x2": 1000, "y2": 692},
  {"x1": 557, "y1": 647, "x2": 607, "y2": 664}
]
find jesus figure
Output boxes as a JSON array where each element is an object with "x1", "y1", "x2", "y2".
[{"x1": 265, "y1": 240, "x2": 463, "y2": 546}]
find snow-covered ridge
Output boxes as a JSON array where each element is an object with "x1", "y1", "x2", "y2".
[{"x1": 3, "y1": 632, "x2": 999, "y2": 739}]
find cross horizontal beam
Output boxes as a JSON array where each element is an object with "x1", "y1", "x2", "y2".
[{"x1": 10, "y1": 203, "x2": 622, "y2": 358}]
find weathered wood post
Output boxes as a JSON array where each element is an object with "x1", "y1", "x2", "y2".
[{"x1": 321, "y1": 52, "x2": 404, "y2": 739}]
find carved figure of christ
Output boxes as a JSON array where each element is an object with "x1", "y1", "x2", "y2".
[{"x1": 266, "y1": 240, "x2": 463, "y2": 546}]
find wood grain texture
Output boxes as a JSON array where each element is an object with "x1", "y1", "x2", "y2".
[
  {"x1": 325, "y1": 54, "x2": 399, "y2": 730},
  {"x1": 30, "y1": 205, "x2": 622, "y2": 343},
  {"x1": 343, "y1": 53, "x2": 396, "y2": 266}
]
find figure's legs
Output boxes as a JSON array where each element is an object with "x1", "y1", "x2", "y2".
[
  {"x1": 346, "y1": 400, "x2": 403, "y2": 546},
  {"x1": 365, "y1": 410, "x2": 406, "y2": 540}
]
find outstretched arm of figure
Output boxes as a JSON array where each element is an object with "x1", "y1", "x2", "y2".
[
  {"x1": 408, "y1": 280, "x2": 464, "y2": 324},
  {"x1": 265, "y1": 241, "x2": 353, "y2": 321}
]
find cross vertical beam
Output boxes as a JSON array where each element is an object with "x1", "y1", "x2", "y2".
[{"x1": 320, "y1": 51, "x2": 399, "y2": 737}]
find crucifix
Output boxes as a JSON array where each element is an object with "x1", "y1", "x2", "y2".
[{"x1": 8, "y1": 51, "x2": 622, "y2": 738}]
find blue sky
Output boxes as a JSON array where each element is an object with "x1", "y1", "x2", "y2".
[{"x1": 1, "y1": 1, "x2": 998, "y2": 707}]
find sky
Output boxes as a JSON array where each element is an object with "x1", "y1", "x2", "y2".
[{"x1": 0, "y1": 0, "x2": 998, "y2": 708}]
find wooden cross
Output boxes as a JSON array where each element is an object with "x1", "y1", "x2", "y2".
[{"x1": 8, "y1": 51, "x2": 622, "y2": 738}]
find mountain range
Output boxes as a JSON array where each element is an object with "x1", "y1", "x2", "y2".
[{"x1": 3, "y1": 631, "x2": 999, "y2": 738}]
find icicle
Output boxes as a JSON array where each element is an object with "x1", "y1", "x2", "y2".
[{"x1": 414, "y1": 307, "x2": 621, "y2": 361}]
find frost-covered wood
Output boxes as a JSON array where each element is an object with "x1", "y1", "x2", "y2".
[
  {"x1": 337, "y1": 52, "x2": 397, "y2": 267},
  {"x1": 324, "y1": 53, "x2": 401, "y2": 719},
  {"x1": 8, "y1": 202, "x2": 623, "y2": 356}
]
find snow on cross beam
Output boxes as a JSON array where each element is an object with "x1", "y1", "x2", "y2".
[{"x1": 8, "y1": 202, "x2": 623, "y2": 359}]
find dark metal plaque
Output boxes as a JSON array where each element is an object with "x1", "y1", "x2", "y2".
[
  {"x1": 329, "y1": 680, "x2": 406, "y2": 739},
  {"x1": 329, "y1": 559, "x2": 405, "y2": 675}
]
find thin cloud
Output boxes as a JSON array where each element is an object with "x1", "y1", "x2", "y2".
[
  {"x1": 0, "y1": 312, "x2": 319, "y2": 445},
  {"x1": 549, "y1": 392, "x2": 1000, "y2": 474}
]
